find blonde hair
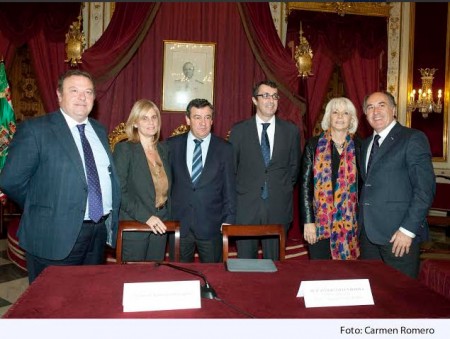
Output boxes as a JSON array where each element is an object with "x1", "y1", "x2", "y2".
[
  {"x1": 321, "y1": 97, "x2": 358, "y2": 134},
  {"x1": 125, "y1": 99, "x2": 161, "y2": 144}
]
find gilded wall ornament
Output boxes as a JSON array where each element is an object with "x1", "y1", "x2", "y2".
[{"x1": 65, "y1": 15, "x2": 86, "y2": 67}]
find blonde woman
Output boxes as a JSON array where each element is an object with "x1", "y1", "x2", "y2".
[
  {"x1": 113, "y1": 99, "x2": 171, "y2": 261},
  {"x1": 300, "y1": 97, "x2": 361, "y2": 260}
]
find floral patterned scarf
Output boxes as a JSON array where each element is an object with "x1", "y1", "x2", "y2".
[{"x1": 313, "y1": 131, "x2": 360, "y2": 260}]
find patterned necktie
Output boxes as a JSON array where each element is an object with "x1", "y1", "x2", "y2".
[
  {"x1": 76, "y1": 124, "x2": 103, "y2": 222},
  {"x1": 191, "y1": 139, "x2": 203, "y2": 185},
  {"x1": 261, "y1": 123, "x2": 271, "y2": 167},
  {"x1": 261, "y1": 123, "x2": 270, "y2": 199},
  {"x1": 367, "y1": 134, "x2": 380, "y2": 173}
]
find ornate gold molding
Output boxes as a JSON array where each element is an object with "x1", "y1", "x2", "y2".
[
  {"x1": 65, "y1": 14, "x2": 86, "y2": 67},
  {"x1": 286, "y1": 2, "x2": 392, "y2": 18}
]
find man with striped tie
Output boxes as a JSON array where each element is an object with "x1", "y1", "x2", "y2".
[{"x1": 167, "y1": 98, "x2": 236, "y2": 262}]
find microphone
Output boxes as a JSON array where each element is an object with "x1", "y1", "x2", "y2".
[{"x1": 154, "y1": 262, "x2": 218, "y2": 300}]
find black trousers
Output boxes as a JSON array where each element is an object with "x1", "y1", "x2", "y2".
[
  {"x1": 26, "y1": 220, "x2": 107, "y2": 284},
  {"x1": 359, "y1": 226, "x2": 420, "y2": 279},
  {"x1": 180, "y1": 229, "x2": 223, "y2": 263},
  {"x1": 236, "y1": 199, "x2": 290, "y2": 260}
]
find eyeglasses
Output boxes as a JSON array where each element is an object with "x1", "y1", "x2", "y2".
[{"x1": 255, "y1": 93, "x2": 280, "y2": 100}]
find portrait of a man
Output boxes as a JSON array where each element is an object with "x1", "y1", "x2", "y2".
[{"x1": 162, "y1": 41, "x2": 215, "y2": 111}]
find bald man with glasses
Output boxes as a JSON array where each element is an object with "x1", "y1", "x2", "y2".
[{"x1": 228, "y1": 80, "x2": 301, "y2": 260}]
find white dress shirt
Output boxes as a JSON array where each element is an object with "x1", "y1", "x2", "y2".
[
  {"x1": 186, "y1": 131, "x2": 211, "y2": 176},
  {"x1": 255, "y1": 114, "x2": 275, "y2": 159},
  {"x1": 61, "y1": 110, "x2": 113, "y2": 220}
]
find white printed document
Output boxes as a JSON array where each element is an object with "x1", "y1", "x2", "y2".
[
  {"x1": 123, "y1": 280, "x2": 201, "y2": 312},
  {"x1": 297, "y1": 279, "x2": 374, "y2": 308}
]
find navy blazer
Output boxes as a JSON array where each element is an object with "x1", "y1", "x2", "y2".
[
  {"x1": 359, "y1": 123, "x2": 435, "y2": 244},
  {"x1": 0, "y1": 111, "x2": 121, "y2": 259},
  {"x1": 167, "y1": 133, "x2": 236, "y2": 239}
]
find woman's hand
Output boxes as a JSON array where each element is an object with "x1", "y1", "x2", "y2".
[
  {"x1": 145, "y1": 216, "x2": 167, "y2": 234},
  {"x1": 303, "y1": 223, "x2": 317, "y2": 244}
]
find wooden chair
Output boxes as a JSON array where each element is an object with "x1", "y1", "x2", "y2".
[
  {"x1": 108, "y1": 122, "x2": 128, "y2": 151},
  {"x1": 116, "y1": 220, "x2": 180, "y2": 264},
  {"x1": 221, "y1": 224, "x2": 286, "y2": 261}
]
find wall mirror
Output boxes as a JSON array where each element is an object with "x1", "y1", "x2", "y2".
[{"x1": 405, "y1": 2, "x2": 449, "y2": 162}]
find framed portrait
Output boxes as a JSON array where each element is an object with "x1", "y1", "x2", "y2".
[{"x1": 162, "y1": 40, "x2": 216, "y2": 112}]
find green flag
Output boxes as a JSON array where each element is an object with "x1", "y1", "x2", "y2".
[
  {"x1": 0, "y1": 61, "x2": 16, "y2": 202},
  {"x1": 0, "y1": 61, "x2": 16, "y2": 172}
]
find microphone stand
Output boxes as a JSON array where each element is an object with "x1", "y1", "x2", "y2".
[
  {"x1": 154, "y1": 261, "x2": 255, "y2": 318},
  {"x1": 155, "y1": 262, "x2": 217, "y2": 299}
]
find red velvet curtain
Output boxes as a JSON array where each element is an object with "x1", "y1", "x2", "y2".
[
  {"x1": 85, "y1": 2, "x2": 270, "y2": 139},
  {"x1": 238, "y1": 2, "x2": 305, "y2": 136},
  {"x1": 286, "y1": 10, "x2": 387, "y2": 138},
  {"x1": 0, "y1": 3, "x2": 80, "y2": 46},
  {"x1": 82, "y1": 2, "x2": 158, "y2": 82},
  {"x1": 341, "y1": 51, "x2": 381, "y2": 138},
  {"x1": 304, "y1": 39, "x2": 334, "y2": 138},
  {"x1": 0, "y1": 31, "x2": 15, "y2": 69},
  {"x1": 0, "y1": 2, "x2": 81, "y2": 111},
  {"x1": 28, "y1": 30, "x2": 69, "y2": 112}
]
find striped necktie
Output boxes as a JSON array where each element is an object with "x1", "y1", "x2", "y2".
[{"x1": 191, "y1": 139, "x2": 203, "y2": 185}]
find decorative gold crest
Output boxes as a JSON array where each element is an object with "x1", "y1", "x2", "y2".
[
  {"x1": 294, "y1": 23, "x2": 313, "y2": 78},
  {"x1": 65, "y1": 15, "x2": 86, "y2": 67}
]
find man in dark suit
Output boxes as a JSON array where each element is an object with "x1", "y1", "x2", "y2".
[
  {"x1": 228, "y1": 80, "x2": 301, "y2": 260},
  {"x1": 0, "y1": 70, "x2": 120, "y2": 283},
  {"x1": 167, "y1": 98, "x2": 236, "y2": 262},
  {"x1": 359, "y1": 91, "x2": 435, "y2": 278}
]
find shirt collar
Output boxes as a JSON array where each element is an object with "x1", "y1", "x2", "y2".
[
  {"x1": 60, "y1": 109, "x2": 89, "y2": 129},
  {"x1": 188, "y1": 131, "x2": 211, "y2": 143},
  {"x1": 255, "y1": 114, "x2": 275, "y2": 126},
  {"x1": 375, "y1": 120, "x2": 396, "y2": 140}
]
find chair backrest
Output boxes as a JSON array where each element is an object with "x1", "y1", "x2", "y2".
[
  {"x1": 116, "y1": 220, "x2": 180, "y2": 264},
  {"x1": 108, "y1": 122, "x2": 128, "y2": 151},
  {"x1": 221, "y1": 224, "x2": 286, "y2": 261},
  {"x1": 171, "y1": 124, "x2": 190, "y2": 136}
]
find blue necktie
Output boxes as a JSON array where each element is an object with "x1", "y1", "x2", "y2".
[
  {"x1": 261, "y1": 123, "x2": 270, "y2": 199},
  {"x1": 367, "y1": 134, "x2": 380, "y2": 173},
  {"x1": 191, "y1": 139, "x2": 203, "y2": 185},
  {"x1": 77, "y1": 124, "x2": 103, "y2": 222},
  {"x1": 261, "y1": 123, "x2": 271, "y2": 167}
]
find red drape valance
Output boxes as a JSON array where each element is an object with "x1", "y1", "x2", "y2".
[{"x1": 0, "y1": 2, "x2": 80, "y2": 46}]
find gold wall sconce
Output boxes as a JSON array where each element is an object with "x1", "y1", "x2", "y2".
[
  {"x1": 65, "y1": 9, "x2": 86, "y2": 68},
  {"x1": 294, "y1": 22, "x2": 313, "y2": 78}
]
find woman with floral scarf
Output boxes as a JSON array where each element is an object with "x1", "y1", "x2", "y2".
[{"x1": 300, "y1": 97, "x2": 361, "y2": 260}]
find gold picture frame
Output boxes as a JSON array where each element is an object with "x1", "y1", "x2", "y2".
[{"x1": 162, "y1": 40, "x2": 215, "y2": 112}]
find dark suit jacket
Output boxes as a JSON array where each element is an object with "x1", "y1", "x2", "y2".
[
  {"x1": 0, "y1": 111, "x2": 121, "y2": 260},
  {"x1": 167, "y1": 133, "x2": 236, "y2": 239},
  {"x1": 113, "y1": 141, "x2": 171, "y2": 222},
  {"x1": 359, "y1": 122, "x2": 435, "y2": 244},
  {"x1": 228, "y1": 115, "x2": 301, "y2": 224}
]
